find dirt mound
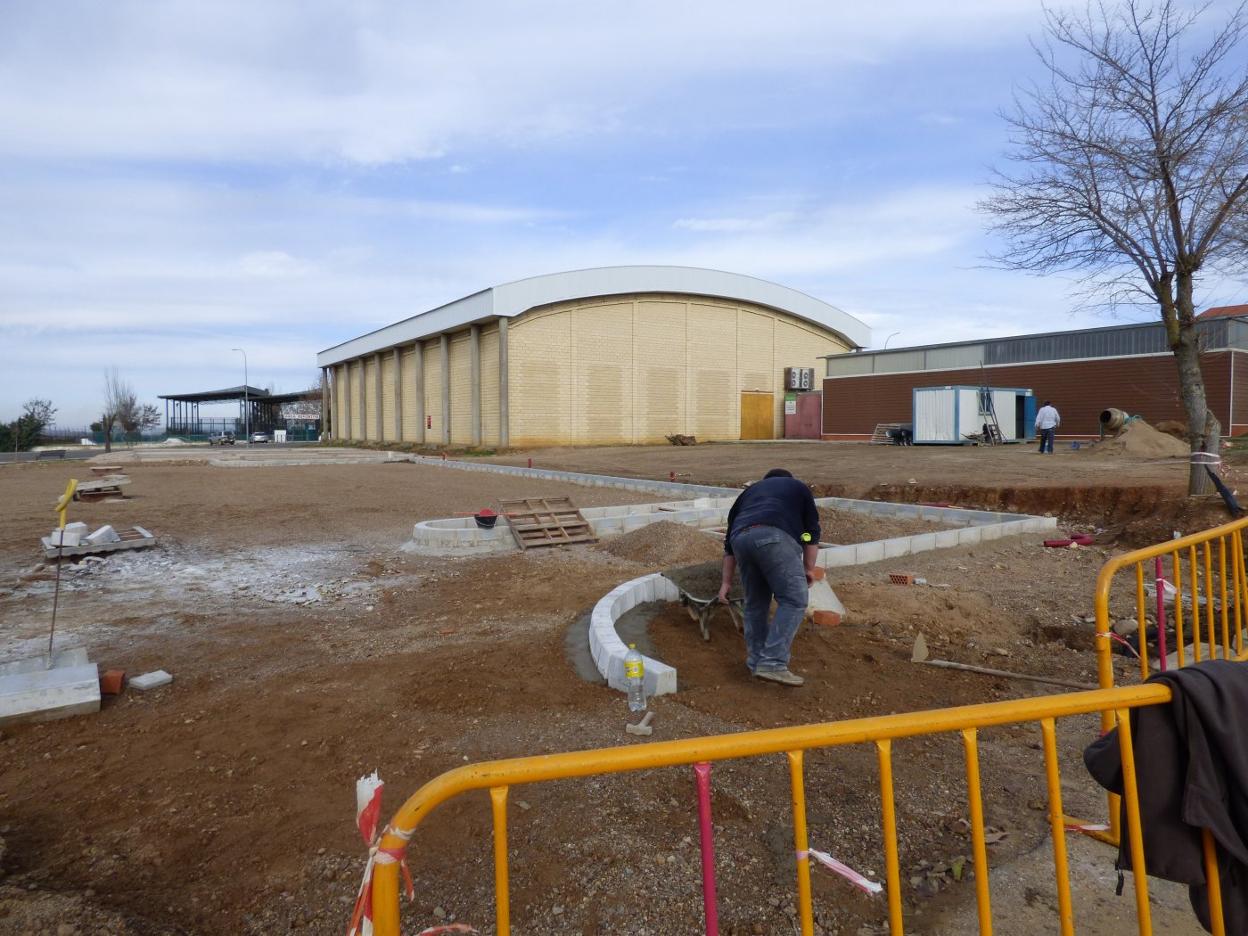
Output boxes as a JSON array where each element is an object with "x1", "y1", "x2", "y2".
[
  {"x1": 1086, "y1": 420, "x2": 1190, "y2": 458},
  {"x1": 818, "y1": 506, "x2": 953, "y2": 544},
  {"x1": 598, "y1": 520, "x2": 724, "y2": 567},
  {"x1": 1154, "y1": 419, "x2": 1189, "y2": 441}
]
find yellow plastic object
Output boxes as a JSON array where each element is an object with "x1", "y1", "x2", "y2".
[
  {"x1": 370, "y1": 684, "x2": 1184, "y2": 936},
  {"x1": 54, "y1": 479, "x2": 78, "y2": 529}
]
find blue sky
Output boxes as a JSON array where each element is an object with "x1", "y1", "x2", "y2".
[{"x1": 2, "y1": 1, "x2": 1243, "y2": 426}]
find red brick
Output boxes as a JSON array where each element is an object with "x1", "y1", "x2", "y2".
[
  {"x1": 100, "y1": 669, "x2": 126, "y2": 695},
  {"x1": 811, "y1": 610, "x2": 841, "y2": 627},
  {"x1": 888, "y1": 572, "x2": 917, "y2": 585},
  {"x1": 809, "y1": 567, "x2": 826, "y2": 582}
]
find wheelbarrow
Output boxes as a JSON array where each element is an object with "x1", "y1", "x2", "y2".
[{"x1": 662, "y1": 562, "x2": 744, "y2": 642}]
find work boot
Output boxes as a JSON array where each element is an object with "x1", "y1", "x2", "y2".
[{"x1": 754, "y1": 669, "x2": 804, "y2": 686}]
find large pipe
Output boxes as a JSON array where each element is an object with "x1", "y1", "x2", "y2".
[{"x1": 1100, "y1": 408, "x2": 1129, "y2": 432}]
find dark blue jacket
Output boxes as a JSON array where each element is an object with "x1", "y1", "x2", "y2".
[{"x1": 724, "y1": 476, "x2": 821, "y2": 555}]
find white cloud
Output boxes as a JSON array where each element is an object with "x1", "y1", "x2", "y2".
[{"x1": 0, "y1": 1, "x2": 1045, "y2": 165}]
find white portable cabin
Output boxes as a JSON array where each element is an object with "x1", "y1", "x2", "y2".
[{"x1": 912, "y1": 386, "x2": 1034, "y2": 444}]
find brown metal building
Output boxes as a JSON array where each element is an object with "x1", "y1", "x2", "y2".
[{"x1": 821, "y1": 315, "x2": 1248, "y2": 440}]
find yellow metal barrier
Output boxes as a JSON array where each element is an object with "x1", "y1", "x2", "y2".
[
  {"x1": 1092, "y1": 514, "x2": 1248, "y2": 845},
  {"x1": 368, "y1": 683, "x2": 1223, "y2": 936}
]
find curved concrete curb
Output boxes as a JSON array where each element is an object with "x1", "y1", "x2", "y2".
[
  {"x1": 589, "y1": 573, "x2": 681, "y2": 697},
  {"x1": 405, "y1": 497, "x2": 735, "y2": 555},
  {"x1": 410, "y1": 455, "x2": 738, "y2": 498}
]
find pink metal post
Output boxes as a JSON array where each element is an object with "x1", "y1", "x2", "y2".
[
  {"x1": 693, "y1": 762, "x2": 720, "y2": 936},
  {"x1": 1156, "y1": 556, "x2": 1169, "y2": 671}
]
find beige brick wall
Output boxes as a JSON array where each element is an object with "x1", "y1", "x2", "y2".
[
  {"x1": 423, "y1": 341, "x2": 442, "y2": 442},
  {"x1": 380, "y1": 353, "x2": 396, "y2": 441},
  {"x1": 508, "y1": 308, "x2": 573, "y2": 445},
  {"x1": 349, "y1": 361, "x2": 363, "y2": 439},
  {"x1": 400, "y1": 346, "x2": 420, "y2": 440},
  {"x1": 448, "y1": 330, "x2": 472, "y2": 444},
  {"x1": 480, "y1": 324, "x2": 501, "y2": 446},
  {"x1": 334, "y1": 364, "x2": 349, "y2": 438},
  {"x1": 361, "y1": 357, "x2": 377, "y2": 439},
  {"x1": 507, "y1": 293, "x2": 850, "y2": 445}
]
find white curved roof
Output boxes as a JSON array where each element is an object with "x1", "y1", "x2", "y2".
[{"x1": 317, "y1": 265, "x2": 869, "y2": 366}]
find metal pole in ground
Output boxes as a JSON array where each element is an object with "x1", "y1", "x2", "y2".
[
  {"x1": 232, "y1": 347, "x2": 249, "y2": 440},
  {"x1": 693, "y1": 762, "x2": 720, "y2": 936}
]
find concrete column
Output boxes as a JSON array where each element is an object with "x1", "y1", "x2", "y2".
[
  {"x1": 498, "y1": 317, "x2": 510, "y2": 448},
  {"x1": 344, "y1": 362, "x2": 352, "y2": 440},
  {"x1": 470, "y1": 323, "x2": 482, "y2": 447},
  {"x1": 373, "y1": 352, "x2": 383, "y2": 440},
  {"x1": 392, "y1": 348, "x2": 403, "y2": 441},
  {"x1": 414, "y1": 341, "x2": 425, "y2": 444},
  {"x1": 321, "y1": 368, "x2": 329, "y2": 440},
  {"x1": 440, "y1": 334, "x2": 451, "y2": 445}
]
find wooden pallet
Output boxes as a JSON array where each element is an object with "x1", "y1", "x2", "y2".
[
  {"x1": 871, "y1": 423, "x2": 903, "y2": 445},
  {"x1": 499, "y1": 497, "x2": 596, "y2": 550},
  {"x1": 41, "y1": 525, "x2": 156, "y2": 559}
]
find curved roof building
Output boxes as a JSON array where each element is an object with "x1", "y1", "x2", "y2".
[{"x1": 317, "y1": 266, "x2": 868, "y2": 447}]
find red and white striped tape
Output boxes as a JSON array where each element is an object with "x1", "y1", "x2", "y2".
[{"x1": 798, "y1": 849, "x2": 883, "y2": 895}]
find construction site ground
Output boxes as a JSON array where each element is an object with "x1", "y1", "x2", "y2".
[{"x1": 0, "y1": 446, "x2": 1222, "y2": 935}]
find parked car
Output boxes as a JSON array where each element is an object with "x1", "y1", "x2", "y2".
[
  {"x1": 208, "y1": 432, "x2": 235, "y2": 445},
  {"x1": 249, "y1": 431, "x2": 271, "y2": 444}
]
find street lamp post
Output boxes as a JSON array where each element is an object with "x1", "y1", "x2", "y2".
[
  {"x1": 232, "y1": 348, "x2": 249, "y2": 441},
  {"x1": 884, "y1": 332, "x2": 901, "y2": 349}
]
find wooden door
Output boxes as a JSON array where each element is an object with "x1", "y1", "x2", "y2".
[{"x1": 740, "y1": 392, "x2": 775, "y2": 440}]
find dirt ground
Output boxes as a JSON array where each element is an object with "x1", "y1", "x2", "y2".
[
  {"x1": 0, "y1": 453, "x2": 1209, "y2": 935},
  {"x1": 491, "y1": 440, "x2": 1248, "y2": 547}
]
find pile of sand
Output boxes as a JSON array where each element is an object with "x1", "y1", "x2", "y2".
[
  {"x1": 1087, "y1": 419, "x2": 1190, "y2": 458},
  {"x1": 599, "y1": 520, "x2": 725, "y2": 566}
]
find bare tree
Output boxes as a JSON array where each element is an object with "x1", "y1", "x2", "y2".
[
  {"x1": 100, "y1": 369, "x2": 127, "y2": 454},
  {"x1": 982, "y1": 0, "x2": 1248, "y2": 495},
  {"x1": 100, "y1": 370, "x2": 162, "y2": 452}
]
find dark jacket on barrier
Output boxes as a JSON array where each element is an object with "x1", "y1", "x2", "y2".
[{"x1": 1084, "y1": 659, "x2": 1248, "y2": 933}]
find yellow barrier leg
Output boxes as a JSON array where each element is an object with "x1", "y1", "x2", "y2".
[
  {"x1": 371, "y1": 860, "x2": 400, "y2": 936},
  {"x1": 876, "y1": 740, "x2": 904, "y2": 936},
  {"x1": 961, "y1": 729, "x2": 993, "y2": 935},
  {"x1": 1041, "y1": 719, "x2": 1075, "y2": 936},
  {"x1": 787, "y1": 750, "x2": 815, "y2": 936},
  {"x1": 1203, "y1": 828, "x2": 1226, "y2": 936},
  {"x1": 1115, "y1": 709, "x2": 1153, "y2": 936},
  {"x1": 490, "y1": 786, "x2": 511, "y2": 936}
]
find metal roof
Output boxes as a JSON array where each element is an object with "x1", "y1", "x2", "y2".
[
  {"x1": 823, "y1": 316, "x2": 1248, "y2": 378},
  {"x1": 158, "y1": 385, "x2": 272, "y2": 403},
  {"x1": 316, "y1": 266, "x2": 870, "y2": 367}
]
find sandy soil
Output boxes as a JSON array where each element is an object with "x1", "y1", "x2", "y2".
[{"x1": 0, "y1": 456, "x2": 1204, "y2": 935}]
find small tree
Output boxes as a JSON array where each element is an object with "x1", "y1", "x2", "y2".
[
  {"x1": 0, "y1": 399, "x2": 56, "y2": 452},
  {"x1": 982, "y1": 0, "x2": 1248, "y2": 495}
]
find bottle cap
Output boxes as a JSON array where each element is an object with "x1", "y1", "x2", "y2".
[{"x1": 628, "y1": 643, "x2": 636, "y2": 649}]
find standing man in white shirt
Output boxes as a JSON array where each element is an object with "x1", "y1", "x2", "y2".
[{"x1": 1035, "y1": 400, "x2": 1060, "y2": 454}]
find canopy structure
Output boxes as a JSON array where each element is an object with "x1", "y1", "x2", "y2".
[{"x1": 158, "y1": 387, "x2": 316, "y2": 436}]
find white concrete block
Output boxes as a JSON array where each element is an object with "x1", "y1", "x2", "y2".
[
  {"x1": 818, "y1": 546, "x2": 855, "y2": 568},
  {"x1": 855, "y1": 541, "x2": 885, "y2": 564},
  {"x1": 64, "y1": 522, "x2": 88, "y2": 536},
  {"x1": 934, "y1": 529, "x2": 961, "y2": 548},
  {"x1": 0, "y1": 647, "x2": 89, "y2": 678},
  {"x1": 909, "y1": 533, "x2": 937, "y2": 554},
  {"x1": 86, "y1": 525, "x2": 121, "y2": 545},
  {"x1": 957, "y1": 527, "x2": 983, "y2": 545},
  {"x1": 0, "y1": 663, "x2": 101, "y2": 726},
  {"x1": 883, "y1": 537, "x2": 912, "y2": 558},
  {"x1": 47, "y1": 529, "x2": 82, "y2": 547},
  {"x1": 980, "y1": 524, "x2": 1004, "y2": 542},
  {"x1": 129, "y1": 670, "x2": 173, "y2": 691}
]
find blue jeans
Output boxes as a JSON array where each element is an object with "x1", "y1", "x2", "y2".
[
  {"x1": 1039, "y1": 428, "x2": 1055, "y2": 453},
  {"x1": 731, "y1": 526, "x2": 809, "y2": 673}
]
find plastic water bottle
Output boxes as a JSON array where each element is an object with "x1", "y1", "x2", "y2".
[{"x1": 624, "y1": 644, "x2": 646, "y2": 712}]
